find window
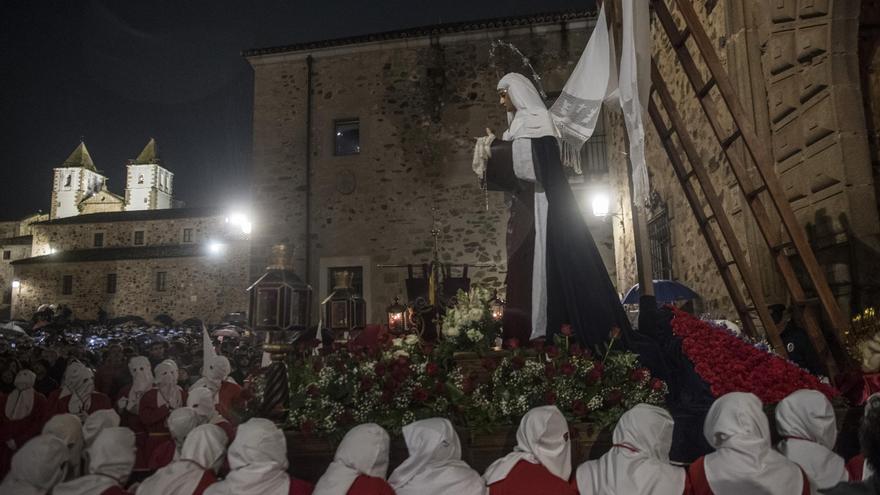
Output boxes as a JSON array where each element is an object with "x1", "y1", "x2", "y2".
[
  {"x1": 133, "y1": 230, "x2": 145, "y2": 246},
  {"x1": 138, "y1": 174, "x2": 144, "y2": 185},
  {"x1": 334, "y1": 119, "x2": 360, "y2": 155},
  {"x1": 648, "y1": 210, "x2": 673, "y2": 280},
  {"x1": 1, "y1": 251, "x2": 9, "y2": 260},
  {"x1": 155, "y1": 271, "x2": 167, "y2": 292},
  {"x1": 581, "y1": 112, "x2": 608, "y2": 175},
  {"x1": 182, "y1": 228, "x2": 193, "y2": 243},
  {"x1": 64, "y1": 175, "x2": 72, "y2": 187},
  {"x1": 93, "y1": 232, "x2": 104, "y2": 248},
  {"x1": 106, "y1": 273, "x2": 117, "y2": 294},
  {"x1": 61, "y1": 275, "x2": 73, "y2": 295}
]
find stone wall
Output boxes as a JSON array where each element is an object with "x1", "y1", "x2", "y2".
[
  {"x1": 31, "y1": 216, "x2": 229, "y2": 256},
  {"x1": 248, "y1": 18, "x2": 617, "y2": 322},
  {"x1": 10, "y1": 241, "x2": 250, "y2": 322}
]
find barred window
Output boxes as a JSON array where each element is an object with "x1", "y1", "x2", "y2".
[
  {"x1": 155, "y1": 271, "x2": 167, "y2": 292},
  {"x1": 62, "y1": 275, "x2": 73, "y2": 295},
  {"x1": 648, "y1": 210, "x2": 673, "y2": 280},
  {"x1": 106, "y1": 273, "x2": 117, "y2": 294}
]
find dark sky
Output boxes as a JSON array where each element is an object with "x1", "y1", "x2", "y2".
[{"x1": 0, "y1": 0, "x2": 593, "y2": 220}]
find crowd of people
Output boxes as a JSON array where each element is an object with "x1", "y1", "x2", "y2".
[{"x1": 0, "y1": 345, "x2": 877, "y2": 495}]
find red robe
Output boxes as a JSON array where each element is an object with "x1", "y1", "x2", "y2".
[
  {"x1": 290, "y1": 477, "x2": 315, "y2": 495},
  {"x1": 487, "y1": 460, "x2": 578, "y2": 495},
  {"x1": 216, "y1": 381, "x2": 242, "y2": 421},
  {"x1": 846, "y1": 454, "x2": 867, "y2": 481},
  {"x1": 99, "y1": 487, "x2": 132, "y2": 495},
  {"x1": 116, "y1": 384, "x2": 149, "y2": 471},
  {"x1": 46, "y1": 389, "x2": 112, "y2": 417},
  {"x1": 0, "y1": 391, "x2": 48, "y2": 478},
  {"x1": 139, "y1": 387, "x2": 187, "y2": 472},
  {"x1": 192, "y1": 470, "x2": 217, "y2": 495},
  {"x1": 348, "y1": 475, "x2": 395, "y2": 495},
  {"x1": 685, "y1": 456, "x2": 810, "y2": 495}
]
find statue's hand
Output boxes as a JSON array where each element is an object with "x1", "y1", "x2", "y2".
[{"x1": 486, "y1": 128, "x2": 495, "y2": 139}]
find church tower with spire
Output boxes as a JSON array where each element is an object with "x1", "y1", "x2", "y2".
[
  {"x1": 125, "y1": 138, "x2": 174, "y2": 211},
  {"x1": 50, "y1": 141, "x2": 108, "y2": 219}
]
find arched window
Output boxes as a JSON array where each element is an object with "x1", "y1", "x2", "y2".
[
  {"x1": 64, "y1": 175, "x2": 72, "y2": 187},
  {"x1": 138, "y1": 174, "x2": 144, "y2": 185}
]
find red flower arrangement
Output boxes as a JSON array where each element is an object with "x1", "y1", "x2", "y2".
[{"x1": 670, "y1": 308, "x2": 838, "y2": 403}]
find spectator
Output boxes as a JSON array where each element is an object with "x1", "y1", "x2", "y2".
[
  {"x1": 313, "y1": 423, "x2": 394, "y2": 495},
  {"x1": 0, "y1": 370, "x2": 49, "y2": 478},
  {"x1": 576, "y1": 404, "x2": 686, "y2": 495},
  {"x1": 686, "y1": 392, "x2": 810, "y2": 495},
  {"x1": 53, "y1": 426, "x2": 136, "y2": 495},
  {"x1": 775, "y1": 390, "x2": 848, "y2": 490},
  {"x1": 0, "y1": 434, "x2": 69, "y2": 495},
  {"x1": 483, "y1": 405, "x2": 578, "y2": 495},
  {"x1": 389, "y1": 417, "x2": 484, "y2": 495},
  {"x1": 203, "y1": 418, "x2": 314, "y2": 495},
  {"x1": 42, "y1": 414, "x2": 85, "y2": 481},
  {"x1": 137, "y1": 424, "x2": 228, "y2": 495}
]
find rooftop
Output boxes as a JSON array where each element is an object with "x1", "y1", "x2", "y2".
[
  {"x1": 134, "y1": 138, "x2": 159, "y2": 165},
  {"x1": 35, "y1": 206, "x2": 222, "y2": 226},
  {"x1": 0, "y1": 236, "x2": 33, "y2": 246},
  {"x1": 243, "y1": 9, "x2": 593, "y2": 57},
  {"x1": 61, "y1": 142, "x2": 97, "y2": 171},
  {"x1": 12, "y1": 244, "x2": 206, "y2": 266}
]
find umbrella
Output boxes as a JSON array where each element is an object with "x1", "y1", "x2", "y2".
[
  {"x1": 0, "y1": 322, "x2": 26, "y2": 337},
  {"x1": 212, "y1": 327, "x2": 241, "y2": 338},
  {"x1": 622, "y1": 280, "x2": 700, "y2": 304}
]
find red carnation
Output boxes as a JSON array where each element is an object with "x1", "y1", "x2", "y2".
[
  {"x1": 300, "y1": 419, "x2": 316, "y2": 434},
  {"x1": 306, "y1": 384, "x2": 320, "y2": 398},
  {"x1": 560, "y1": 324, "x2": 573, "y2": 337},
  {"x1": 425, "y1": 362, "x2": 439, "y2": 377},
  {"x1": 546, "y1": 345, "x2": 560, "y2": 358},
  {"x1": 482, "y1": 358, "x2": 498, "y2": 372},
  {"x1": 544, "y1": 390, "x2": 557, "y2": 404},
  {"x1": 434, "y1": 381, "x2": 446, "y2": 394},
  {"x1": 506, "y1": 338, "x2": 520, "y2": 350},
  {"x1": 511, "y1": 355, "x2": 526, "y2": 370},
  {"x1": 561, "y1": 362, "x2": 576, "y2": 376},
  {"x1": 412, "y1": 387, "x2": 430, "y2": 402},
  {"x1": 380, "y1": 390, "x2": 393, "y2": 403},
  {"x1": 629, "y1": 367, "x2": 648, "y2": 383},
  {"x1": 312, "y1": 361, "x2": 324, "y2": 373},
  {"x1": 587, "y1": 365, "x2": 603, "y2": 385},
  {"x1": 572, "y1": 399, "x2": 587, "y2": 417},
  {"x1": 374, "y1": 363, "x2": 386, "y2": 376},
  {"x1": 650, "y1": 378, "x2": 664, "y2": 392},
  {"x1": 605, "y1": 389, "x2": 623, "y2": 407},
  {"x1": 570, "y1": 343, "x2": 588, "y2": 357},
  {"x1": 462, "y1": 378, "x2": 475, "y2": 394},
  {"x1": 544, "y1": 363, "x2": 557, "y2": 378},
  {"x1": 359, "y1": 377, "x2": 374, "y2": 392},
  {"x1": 396, "y1": 355, "x2": 410, "y2": 367}
]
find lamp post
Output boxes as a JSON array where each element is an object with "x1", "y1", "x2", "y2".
[{"x1": 247, "y1": 244, "x2": 312, "y2": 418}]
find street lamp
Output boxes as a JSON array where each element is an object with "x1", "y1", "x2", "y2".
[
  {"x1": 591, "y1": 192, "x2": 611, "y2": 218},
  {"x1": 386, "y1": 296, "x2": 406, "y2": 333}
]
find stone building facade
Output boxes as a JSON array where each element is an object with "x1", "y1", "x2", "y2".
[
  {"x1": 10, "y1": 208, "x2": 250, "y2": 322},
  {"x1": 244, "y1": 12, "x2": 619, "y2": 323},
  {"x1": 0, "y1": 213, "x2": 49, "y2": 318},
  {"x1": 246, "y1": 3, "x2": 880, "y2": 329},
  {"x1": 608, "y1": 0, "x2": 880, "y2": 322}
]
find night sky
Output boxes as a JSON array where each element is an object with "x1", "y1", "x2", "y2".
[{"x1": 0, "y1": 0, "x2": 594, "y2": 220}]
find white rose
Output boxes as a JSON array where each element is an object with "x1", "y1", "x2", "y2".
[
  {"x1": 467, "y1": 329, "x2": 482, "y2": 342},
  {"x1": 404, "y1": 334, "x2": 419, "y2": 345},
  {"x1": 444, "y1": 326, "x2": 461, "y2": 338},
  {"x1": 392, "y1": 337, "x2": 403, "y2": 348},
  {"x1": 393, "y1": 349, "x2": 410, "y2": 359}
]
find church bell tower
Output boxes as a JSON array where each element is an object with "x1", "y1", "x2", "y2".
[
  {"x1": 125, "y1": 138, "x2": 174, "y2": 211},
  {"x1": 50, "y1": 141, "x2": 107, "y2": 219}
]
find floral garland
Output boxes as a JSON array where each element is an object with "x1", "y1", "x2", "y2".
[
  {"x1": 670, "y1": 308, "x2": 838, "y2": 403},
  {"x1": 459, "y1": 334, "x2": 667, "y2": 429},
  {"x1": 287, "y1": 328, "x2": 667, "y2": 435}
]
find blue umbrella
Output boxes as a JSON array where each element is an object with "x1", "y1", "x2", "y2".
[{"x1": 622, "y1": 280, "x2": 700, "y2": 304}]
